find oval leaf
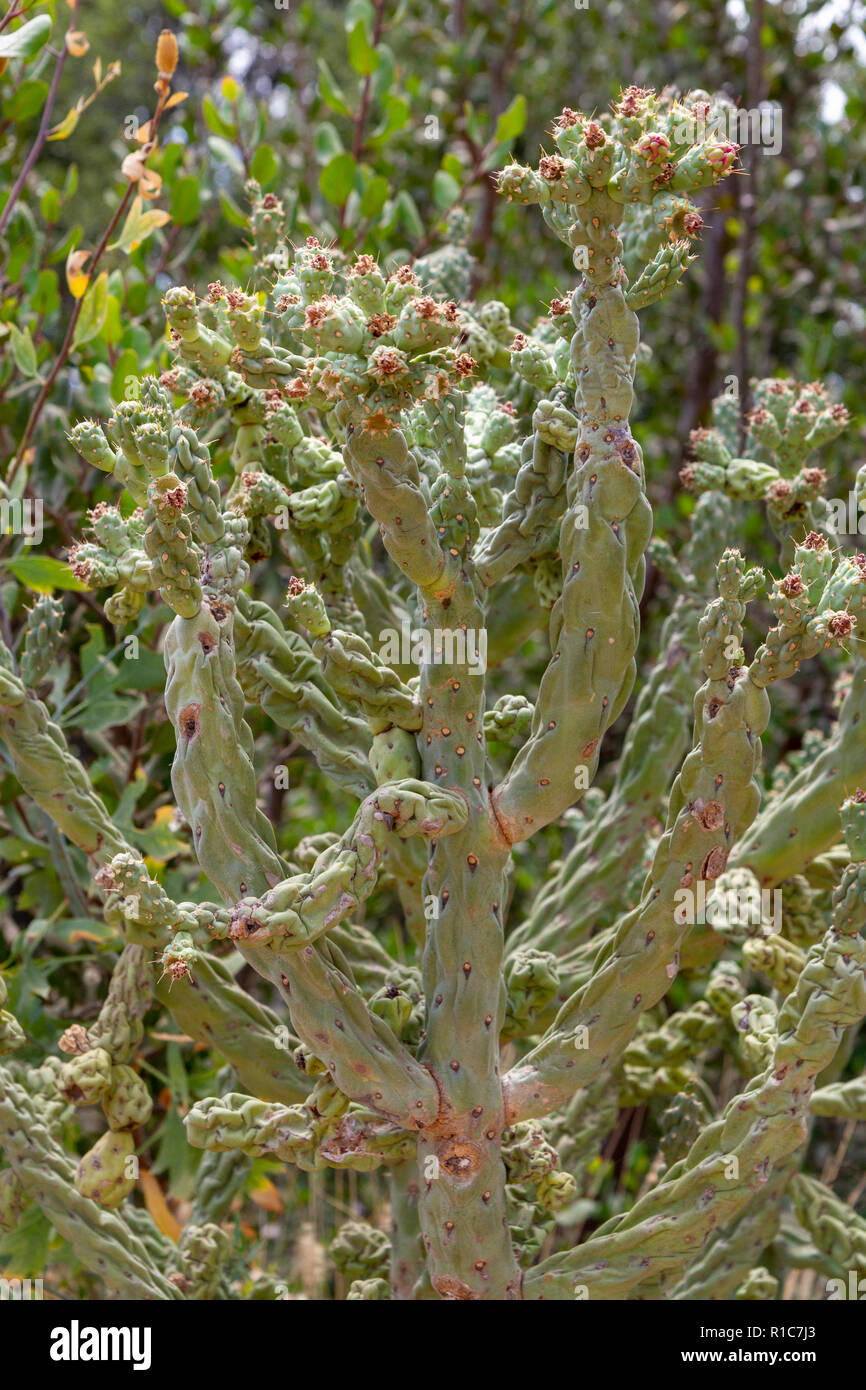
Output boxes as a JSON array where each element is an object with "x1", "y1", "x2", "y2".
[
  {"x1": 3, "y1": 556, "x2": 89, "y2": 593},
  {"x1": 347, "y1": 20, "x2": 380, "y2": 76},
  {"x1": 71, "y1": 271, "x2": 109, "y2": 350},
  {"x1": 319, "y1": 151, "x2": 357, "y2": 205},
  {"x1": 0, "y1": 14, "x2": 52, "y2": 59},
  {"x1": 495, "y1": 94, "x2": 527, "y2": 145}
]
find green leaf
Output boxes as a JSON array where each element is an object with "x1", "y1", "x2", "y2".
[
  {"x1": 494, "y1": 94, "x2": 527, "y2": 145},
  {"x1": 161, "y1": 142, "x2": 185, "y2": 182},
  {"x1": 170, "y1": 176, "x2": 200, "y2": 227},
  {"x1": 206, "y1": 136, "x2": 245, "y2": 178},
  {"x1": 371, "y1": 43, "x2": 395, "y2": 101},
  {"x1": 31, "y1": 269, "x2": 60, "y2": 317},
  {"x1": 202, "y1": 94, "x2": 236, "y2": 139},
  {"x1": 40, "y1": 186, "x2": 60, "y2": 224},
  {"x1": 48, "y1": 224, "x2": 82, "y2": 265},
  {"x1": 344, "y1": 0, "x2": 376, "y2": 27},
  {"x1": 432, "y1": 169, "x2": 461, "y2": 209},
  {"x1": 115, "y1": 644, "x2": 169, "y2": 691},
  {"x1": 0, "y1": 1206, "x2": 51, "y2": 1277},
  {"x1": 0, "y1": 14, "x2": 52, "y2": 60},
  {"x1": 2, "y1": 78, "x2": 49, "y2": 122},
  {"x1": 2, "y1": 556, "x2": 89, "y2": 593},
  {"x1": 359, "y1": 174, "x2": 389, "y2": 219},
  {"x1": 250, "y1": 143, "x2": 278, "y2": 187},
  {"x1": 71, "y1": 691, "x2": 144, "y2": 731},
  {"x1": 219, "y1": 191, "x2": 249, "y2": 229},
  {"x1": 463, "y1": 100, "x2": 485, "y2": 146},
  {"x1": 0, "y1": 835, "x2": 43, "y2": 861},
  {"x1": 317, "y1": 58, "x2": 353, "y2": 118},
  {"x1": 319, "y1": 151, "x2": 357, "y2": 205},
  {"x1": 130, "y1": 817, "x2": 184, "y2": 863},
  {"x1": 152, "y1": 1104, "x2": 190, "y2": 1181},
  {"x1": 342, "y1": 188, "x2": 361, "y2": 228},
  {"x1": 71, "y1": 271, "x2": 109, "y2": 350},
  {"x1": 167, "y1": 1042, "x2": 191, "y2": 1108},
  {"x1": 80, "y1": 621, "x2": 106, "y2": 675},
  {"x1": 111, "y1": 348, "x2": 139, "y2": 403},
  {"x1": 42, "y1": 916, "x2": 119, "y2": 945},
  {"x1": 103, "y1": 294, "x2": 122, "y2": 346},
  {"x1": 314, "y1": 121, "x2": 344, "y2": 161},
  {"x1": 396, "y1": 190, "x2": 423, "y2": 240},
  {"x1": 7, "y1": 323, "x2": 38, "y2": 378},
  {"x1": 369, "y1": 94, "x2": 410, "y2": 146},
  {"x1": 347, "y1": 20, "x2": 380, "y2": 76}
]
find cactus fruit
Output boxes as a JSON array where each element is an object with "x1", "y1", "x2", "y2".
[{"x1": 2, "y1": 84, "x2": 864, "y2": 1305}]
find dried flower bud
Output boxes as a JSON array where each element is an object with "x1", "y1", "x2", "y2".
[{"x1": 156, "y1": 29, "x2": 179, "y2": 80}]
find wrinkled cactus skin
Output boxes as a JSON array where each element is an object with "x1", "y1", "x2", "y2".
[{"x1": 1, "y1": 83, "x2": 864, "y2": 1305}]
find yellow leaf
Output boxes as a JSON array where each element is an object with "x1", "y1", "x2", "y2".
[
  {"x1": 152, "y1": 805, "x2": 177, "y2": 824},
  {"x1": 105, "y1": 59, "x2": 121, "y2": 81},
  {"x1": 110, "y1": 195, "x2": 170, "y2": 254},
  {"x1": 140, "y1": 167, "x2": 162, "y2": 200},
  {"x1": 65, "y1": 30, "x2": 89, "y2": 57},
  {"x1": 47, "y1": 105, "x2": 80, "y2": 141},
  {"x1": 92, "y1": 56, "x2": 102, "y2": 84},
  {"x1": 135, "y1": 118, "x2": 153, "y2": 144},
  {"x1": 221, "y1": 75, "x2": 240, "y2": 102},
  {"x1": 69, "y1": 930, "x2": 105, "y2": 944},
  {"x1": 250, "y1": 1178, "x2": 283, "y2": 1213},
  {"x1": 65, "y1": 248, "x2": 91, "y2": 299},
  {"x1": 165, "y1": 90, "x2": 188, "y2": 109},
  {"x1": 139, "y1": 1169, "x2": 182, "y2": 1243}
]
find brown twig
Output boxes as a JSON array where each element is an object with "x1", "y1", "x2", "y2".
[
  {"x1": 338, "y1": 0, "x2": 388, "y2": 230},
  {"x1": 0, "y1": 0, "x2": 80, "y2": 240},
  {"x1": 9, "y1": 74, "x2": 174, "y2": 484}
]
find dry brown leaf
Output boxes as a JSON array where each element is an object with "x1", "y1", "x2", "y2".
[
  {"x1": 139, "y1": 167, "x2": 163, "y2": 200},
  {"x1": 139, "y1": 1168, "x2": 182, "y2": 1243},
  {"x1": 65, "y1": 30, "x2": 89, "y2": 57},
  {"x1": 250, "y1": 1178, "x2": 284, "y2": 1213}
]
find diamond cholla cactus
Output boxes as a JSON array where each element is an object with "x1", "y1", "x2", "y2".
[{"x1": 2, "y1": 83, "x2": 864, "y2": 1304}]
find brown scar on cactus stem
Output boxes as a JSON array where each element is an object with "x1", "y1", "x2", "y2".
[
  {"x1": 701, "y1": 846, "x2": 728, "y2": 880},
  {"x1": 439, "y1": 1138, "x2": 487, "y2": 1183},
  {"x1": 178, "y1": 703, "x2": 201, "y2": 742},
  {"x1": 228, "y1": 904, "x2": 271, "y2": 942},
  {"x1": 488, "y1": 788, "x2": 515, "y2": 850},
  {"x1": 691, "y1": 798, "x2": 725, "y2": 831},
  {"x1": 431, "y1": 1275, "x2": 481, "y2": 1300}
]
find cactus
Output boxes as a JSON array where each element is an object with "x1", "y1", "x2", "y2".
[{"x1": 2, "y1": 84, "x2": 864, "y2": 1304}]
